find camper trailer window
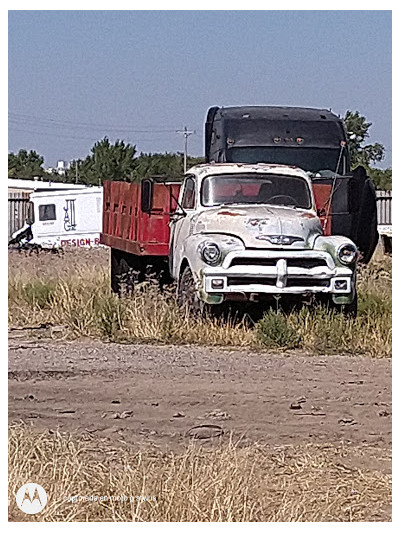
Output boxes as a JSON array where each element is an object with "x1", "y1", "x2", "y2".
[{"x1": 39, "y1": 204, "x2": 56, "y2": 221}]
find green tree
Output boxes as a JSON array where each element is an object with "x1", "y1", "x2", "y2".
[
  {"x1": 64, "y1": 143, "x2": 204, "y2": 185},
  {"x1": 132, "y1": 152, "x2": 204, "y2": 181},
  {"x1": 344, "y1": 111, "x2": 385, "y2": 168},
  {"x1": 8, "y1": 149, "x2": 45, "y2": 179},
  {"x1": 344, "y1": 111, "x2": 391, "y2": 190},
  {"x1": 66, "y1": 137, "x2": 137, "y2": 185},
  {"x1": 368, "y1": 167, "x2": 392, "y2": 190}
]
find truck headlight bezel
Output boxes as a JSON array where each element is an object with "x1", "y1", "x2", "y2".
[
  {"x1": 200, "y1": 242, "x2": 222, "y2": 266},
  {"x1": 337, "y1": 243, "x2": 357, "y2": 265}
]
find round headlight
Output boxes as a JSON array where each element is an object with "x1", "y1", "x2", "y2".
[
  {"x1": 201, "y1": 243, "x2": 221, "y2": 265},
  {"x1": 338, "y1": 243, "x2": 357, "y2": 265}
]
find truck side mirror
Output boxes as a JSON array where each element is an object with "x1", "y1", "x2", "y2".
[{"x1": 141, "y1": 179, "x2": 153, "y2": 213}]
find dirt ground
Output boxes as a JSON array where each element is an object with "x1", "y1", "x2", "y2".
[{"x1": 8, "y1": 330, "x2": 391, "y2": 469}]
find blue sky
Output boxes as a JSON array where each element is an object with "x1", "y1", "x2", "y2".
[{"x1": 8, "y1": 10, "x2": 392, "y2": 168}]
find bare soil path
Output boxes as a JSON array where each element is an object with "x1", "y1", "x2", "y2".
[{"x1": 8, "y1": 332, "x2": 391, "y2": 461}]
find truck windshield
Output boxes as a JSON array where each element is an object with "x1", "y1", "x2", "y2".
[
  {"x1": 228, "y1": 147, "x2": 346, "y2": 174},
  {"x1": 201, "y1": 173, "x2": 312, "y2": 209}
]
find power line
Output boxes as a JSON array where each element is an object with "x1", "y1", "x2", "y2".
[
  {"x1": 8, "y1": 111, "x2": 193, "y2": 133},
  {"x1": 9, "y1": 112, "x2": 200, "y2": 160},
  {"x1": 9, "y1": 126, "x2": 103, "y2": 141},
  {"x1": 8, "y1": 119, "x2": 180, "y2": 136},
  {"x1": 8, "y1": 125, "x2": 173, "y2": 143}
]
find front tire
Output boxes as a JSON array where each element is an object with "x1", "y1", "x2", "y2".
[{"x1": 177, "y1": 266, "x2": 207, "y2": 316}]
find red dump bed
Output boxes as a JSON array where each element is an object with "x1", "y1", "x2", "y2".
[
  {"x1": 100, "y1": 180, "x2": 333, "y2": 257},
  {"x1": 100, "y1": 180, "x2": 180, "y2": 256}
]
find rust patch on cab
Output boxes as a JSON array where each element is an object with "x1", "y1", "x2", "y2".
[{"x1": 218, "y1": 211, "x2": 243, "y2": 217}]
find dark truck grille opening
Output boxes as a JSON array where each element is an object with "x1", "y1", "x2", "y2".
[
  {"x1": 227, "y1": 277, "x2": 330, "y2": 288},
  {"x1": 286, "y1": 278, "x2": 330, "y2": 288},
  {"x1": 230, "y1": 257, "x2": 328, "y2": 268},
  {"x1": 227, "y1": 277, "x2": 277, "y2": 287},
  {"x1": 230, "y1": 258, "x2": 276, "y2": 267},
  {"x1": 286, "y1": 258, "x2": 327, "y2": 268}
]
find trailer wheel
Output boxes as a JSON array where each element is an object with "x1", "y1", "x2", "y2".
[
  {"x1": 111, "y1": 248, "x2": 121, "y2": 294},
  {"x1": 177, "y1": 266, "x2": 207, "y2": 316},
  {"x1": 110, "y1": 248, "x2": 137, "y2": 296}
]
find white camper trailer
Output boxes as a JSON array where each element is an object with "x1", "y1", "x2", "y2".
[{"x1": 26, "y1": 187, "x2": 103, "y2": 248}]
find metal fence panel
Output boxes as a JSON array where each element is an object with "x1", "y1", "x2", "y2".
[
  {"x1": 8, "y1": 193, "x2": 31, "y2": 239},
  {"x1": 376, "y1": 190, "x2": 392, "y2": 226}
]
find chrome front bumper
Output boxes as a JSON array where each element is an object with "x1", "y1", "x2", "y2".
[{"x1": 203, "y1": 250, "x2": 354, "y2": 295}]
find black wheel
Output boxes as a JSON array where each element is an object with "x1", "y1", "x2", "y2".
[
  {"x1": 111, "y1": 248, "x2": 121, "y2": 294},
  {"x1": 110, "y1": 249, "x2": 138, "y2": 297},
  {"x1": 177, "y1": 266, "x2": 207, "y2": 316}
]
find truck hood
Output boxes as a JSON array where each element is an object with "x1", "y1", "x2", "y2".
[{"x1": 193, "y1": 205, "x2": 322, "y2": 249}]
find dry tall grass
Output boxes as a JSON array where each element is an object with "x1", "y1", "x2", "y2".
[
  {"x1": 8, "y1": 424, "x2": 391, "y2": 522},
  {"x1": 8, "y1": 248, "x2": 392, "y2": 356}
]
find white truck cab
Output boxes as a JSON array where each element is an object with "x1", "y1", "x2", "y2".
[{"x1": 169, "y1": 163, "x2": 358, "y2": 314}]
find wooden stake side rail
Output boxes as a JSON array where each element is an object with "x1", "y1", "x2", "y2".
[{"x1": 100, "y1": 180, "x2": 180, "y2": 257}]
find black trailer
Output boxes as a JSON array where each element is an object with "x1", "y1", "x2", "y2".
[{"x1": 205, "y1": 105, "x2": 378, "y2": 262}]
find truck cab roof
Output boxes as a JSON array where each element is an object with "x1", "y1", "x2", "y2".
[
  {"x1": 213, "y1": 105, "x2": 342, "y2": 122},
  {"x1": 186, "y1": 162, "x2": 312, "y2": 182}
]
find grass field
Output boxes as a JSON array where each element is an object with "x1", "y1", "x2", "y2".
[
  {"x1": 8, "y1": 248, "x2": 392, "y2": 522},
  {"x1": 8, "y1": 424, "x2": 391, "y2": 522},
  {"x1": 8, "y1": 247, "x2": 392, "y2": 357}
]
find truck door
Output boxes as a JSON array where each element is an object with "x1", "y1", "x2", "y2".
[{"x1": 169, "y1": 176, "x2": 196, "y2": 277}]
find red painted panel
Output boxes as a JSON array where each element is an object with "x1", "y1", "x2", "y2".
[
  {"x1": 313, "y1": 183, "x2": 332, "y2": 235},
  {"x1": 100, "y1": 180, "x2": 180, "y2": 256}
]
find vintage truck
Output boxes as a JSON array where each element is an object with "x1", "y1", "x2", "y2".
[{"x1": 100, "y1": 162, "x2": 358, "y2": 315}]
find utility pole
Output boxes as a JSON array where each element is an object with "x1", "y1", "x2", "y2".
[{"x1": 176, "y1": 126, "x2": 195, "y2": 173}]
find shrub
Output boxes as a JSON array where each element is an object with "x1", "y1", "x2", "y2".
[
  {"x1": 21, "y1": 280, "x2": 57, "y2": 309},
  {"x1": 296, "y1": 306, "x2": 351, "y2": 354},
  {"x1": 358, "y1": 291, "x2": 391, "y2": 317},
  {"x1": 94, "y1": 293, "x2": 127, "y2": 339},
  {"x1": 257, "y1": 310, "x2": 300, "y2": 349}
]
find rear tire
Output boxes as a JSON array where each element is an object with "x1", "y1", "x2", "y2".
[
  {"x1": 111, "y1": 248, "x2": 121, "y2": 294},
  {"x1": 110, "y1": 248, "x2": 138, "y2": 296}
]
